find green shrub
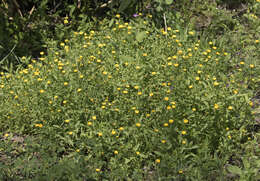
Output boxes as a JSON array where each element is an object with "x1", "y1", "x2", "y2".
[{"x1": 0, "y1": 14, "x2": 259, "y2": 180}]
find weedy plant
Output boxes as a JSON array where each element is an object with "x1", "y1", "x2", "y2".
[{"x1": 0, "y1": 12, "x2": 259, "y2": 180}]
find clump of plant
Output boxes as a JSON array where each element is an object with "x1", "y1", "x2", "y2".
[{"x1": 0, "y1": 14, "x2": 259, "y2": 180}]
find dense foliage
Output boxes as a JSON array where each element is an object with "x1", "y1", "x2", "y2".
[{"x1": 0, "y1": 0, "x2": 259, "y2": 180}]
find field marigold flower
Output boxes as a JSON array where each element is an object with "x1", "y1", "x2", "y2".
[
  {"x1": 181, "y1": 131, "x2": 187, "y2": 135},
  {"x1": 136, "y1": 123, "x2": 141, "y2": 127},
  {"x1": 169, "y1": 119, "x2": 174, "y2": 123},
  {"x1": 188, "y1": 31, "x2": 194, "y2": 35},
  {"x1": 214, "y1": 104, "x2": 219, "y2": 109},
  {"x1": 163, "y1": 123, "x2": 169, "y2": 127},
  {"x1": 65, "y1": 119, "x2": 70, "y2": 123},
  {"x1": 213, "y1": 81, "x2": 219, "y2": 86},
  {"x1": 183, "y1": 119, "x2": 189, "y2": 124},
  {"x1": 114, "y1": 150, "x2": 119, "y2": 154},
  {"x1": 155, "y1": 159, "x2": 160, "y2": 163},
  {"x1": 161, "y1": 140, "x2": 166, "y2": 143},
  {"x1": 228, "y1": 106, "x2": 233, "y2": 110},
  {"x1": 35, "y1": 124, "x2": 43, "y2": 128},
  {"x1": 96, "y1": 168, "x2": 101, "y2": 172}
]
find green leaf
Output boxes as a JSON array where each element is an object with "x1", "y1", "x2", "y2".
[
  {"x1": 227, "y1": 165, "x2": 242, "y2": 175},
  {"x1": 165, "y1": 0, "x2": 173, "y2": 5},
  {"x1": 109, "y1": 19, "x2": 114, "y2": 28},
  {"x1": 136, "y1": 31, "x2": 146, "y2": 42},
  {"x1": 156, "y1": 6, "x2": 163, "y2": 12},
  {"x1": 242, "y1": 158, "x2": 250, "y2": 169},
  {"x1": 119, "y1": 55, "x2": 134, "y2": 62},
  {"x1": 119, "y1": 0, "x2": 132, "y2": 12}
]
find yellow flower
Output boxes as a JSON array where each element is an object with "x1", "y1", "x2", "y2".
[
  {"x1": 119, "y1": 127, "x2": 124, "y2": 131},
  {"x1": 143, "y1": 53, "x2": 147, "y2": 57},
  {"x1": 87, "y1": 121, "x2": 92, "y2": 126},
  {"x1": 233, "y1": 90, "x2": 238, "y2": 94},
  {"x1": 4, "y1": 133, "x2": 9, "y2": 137},
  {"x1": 163, "y1": 123, "x2": 169, "y2": 127},
  {"x1": 115, "y1": 14, "x2": 120, "y2": 18},
  {"x1": 195, "y1": 77, "x2": 200, "y2": 81},
  {"x1": 214, "y1": 104, "x2": 219, "y2": 109},
  {"x1": 64, "y1": 19, "x2": 69, "y2": 24},
  {"x1": 169, "y1": 119, "x2": 174, "y2": 124},
  {"x1": 114, "y1": 150, "x2": 119, "y2": 154},
  {"x1": 65, "y1": 119, "x2": 70, "y2": 123},
  {"x1": 135, "y1": 110, "x2": 139, "y2": 114},
  {"x1": 149, "y1": 92, "x2": 154, "y2": 97},
  {"x1": 181, "y1": 131, "x2": 187, "y2": 135},
  {"x1": 164, "y1": 97, "x2": 169, "y2": 101},
  {"x1": 213, "y1": 81, "x2": 219, "y2": 86},
  {"x1": 64, "y1": 82, "x2": 68, "y2": 86},
  {"x1": 122, "y1": 90, "x2": 128, "y2": 94},
  {"x1": 96, "y1": 168, "x2": 101, "y2": 172},
  {"x1": 249, "y1": 101, "x2": 253, "y2": 107},
  {"x1": 137, "y1": 92, "x2": 142, "y2": 95},
  {"x1": 255, "y1": 40, "x2": 259, "y2": 43},
  {"x1": 161, "y1": 140, "x2": 166, "y2": 143},
  {"x1": 183, "y1": 119, "x2": 189, "y2": 124},
  {"x1": 136, "y1": 151, "x2": 140, "y2": 155},
  {"x1": 151, "y1": 72, "x2": 156, "y2": 75},
  {"x1": 249, "y1": 64, "x2": 254, "y2": 68},
  {"x1": 92, "y1": 116, "x2": 96, "y2": 120},
  {"x1": 136, "y1": 123, "x2": 141, "y2": 127},
  {"x1": 35, "y1": 124, "x2": 43, "y2": 128},
  {"x1": 179, "y1": 170, "x2": 183, "y2": 174},
  {"x1": 77, "y1": 88, "x2": 82, "y2": 92},
  {"x1": 111, "y1": 130, "x2": 116, "y2": 135},
  {"x1": 189, "y1": 85, "x2": 193, "y2": 89},
  {"x1": 155, "y1": 159, "x2": 160, "y2": 163},
  {"x1": 228, "y1": 106, "x2": 233, "y2": 110},
  {"x1": 192, "y1": 108, "x2": 196, "y2": 111},
  {"x1": 188, "y1": 31, "x2": 194, "y2": 35},
  {"x1": 39, "y1": 89, "x2": 45, "y2": 93},
  {"x1": 182, "y1": 140, "x2": 186, "y2": 144}
]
